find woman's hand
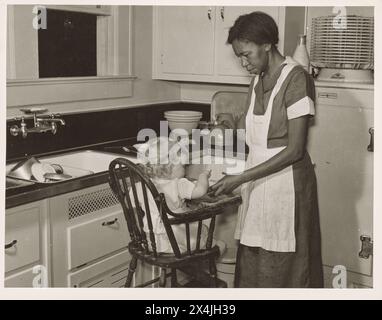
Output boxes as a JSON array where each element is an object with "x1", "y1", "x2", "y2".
[
  {"x1": 216, "y1": 113, "x2": 236, "y2": 129},
  {"x1": 209, "y1": 174, "x2": 243, "y2": 196}
]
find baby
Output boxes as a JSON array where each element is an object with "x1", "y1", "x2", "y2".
[{"x1": 131, "y1": 138, "x2": 212, "y2": 254}]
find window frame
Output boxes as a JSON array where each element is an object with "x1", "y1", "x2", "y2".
[{"x1": 6, "y1": 5, "x2": 136, "y2": 108}]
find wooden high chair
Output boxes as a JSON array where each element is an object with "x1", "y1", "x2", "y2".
[{"x1": 108, "y1": 157, "x2": 241, "y2": 288}]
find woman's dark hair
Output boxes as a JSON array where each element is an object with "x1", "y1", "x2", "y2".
[{"x1": 227, "y1": 11, "x2": 279, "y2": 46}]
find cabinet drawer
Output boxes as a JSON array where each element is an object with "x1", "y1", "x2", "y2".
[
  {"x1": 5, "y1": 208, "x2": 40, "y2": 273},
  {"x1": 67, "y1": 210, "x2": 129, "y2": 269},
  {"x1": 68, "y1": 250, "x2": 131, "y2": 288}
]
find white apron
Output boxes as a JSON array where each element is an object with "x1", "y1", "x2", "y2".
[{"x1": 234, "y1": 61, "x2": 298, "y2": 252}]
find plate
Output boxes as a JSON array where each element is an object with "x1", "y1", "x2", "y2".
[{"x1": 31, "y1": 163, "x2": 56, "y2": 182}]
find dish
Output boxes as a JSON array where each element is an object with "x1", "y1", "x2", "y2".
[
  {"x1": 8, "y1": 156, "x2": 40, "y2": 180},
  {"x1": 31, "y1": 163, "x2": 56, "y2": 182}
]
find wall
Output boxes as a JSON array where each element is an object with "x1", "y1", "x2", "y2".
[{"x1": 6, "y1": 6, "x2": 181, "y2": 118}]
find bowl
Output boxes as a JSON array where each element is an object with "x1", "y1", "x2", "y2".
[
  {"x1": 8, "y1": 156, "x2": 40, "y2": 180},
  {"x1": 167, "y1": 120, "x2": 201, "y2": 134},
  {"x1": 164, "y1": 110, "x2": 202, "y2": 118},
  {"x1": 165, "y1": 117, "x2": 202, "y2": 123},
  {"x1": 164, "y1": 110, "x2": 203, "y2": 135}
]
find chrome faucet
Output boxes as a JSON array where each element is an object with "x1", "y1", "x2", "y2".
[{"x1": 10, "y1": 108, "x2": 66, "y2": 138}]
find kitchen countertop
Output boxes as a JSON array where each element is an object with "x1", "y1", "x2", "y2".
[{"x1": 5, "y1": 139, "x2": 246, "y2": 209}]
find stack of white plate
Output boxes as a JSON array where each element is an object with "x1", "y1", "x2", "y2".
[{"x1": 164, "y1": 110, "x2": 203, "y2": 134}]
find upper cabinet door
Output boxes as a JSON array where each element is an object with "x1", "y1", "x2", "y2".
[
  {"x1": 152, "y1": 6, "x2": 304, "y2": 84},
  {"x1": 157, "y1": 6, "x2": 215, "y2": 76},
  {"x1": 215, "y1": 6, "x2": 281, "y2": 79}
]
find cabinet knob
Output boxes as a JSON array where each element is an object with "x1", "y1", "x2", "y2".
[
  {"x1": 220, "y1": 7, "x2": 225, "y2": 20},
  {"x1": 207, "y1": 8, "x2": 212, "y2": 20},
  {"x1": 359, "y1": 235, "x2": 373, "y2": 259},
  {"x1": 367, "y1": 127, "x2": 374, "y2": 152},
  {"x1": 5, "y1": 240, "x2": 18, "y2": 250}
]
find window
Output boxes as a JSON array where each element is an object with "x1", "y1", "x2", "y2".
[
  {"x1": 38, "y1": 9, "x2": 97, "y2": 78},
  {"x1": 7, "y1": 5, "x2": 135, "y2": 108}
]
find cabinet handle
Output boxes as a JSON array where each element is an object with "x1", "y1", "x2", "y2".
[
  {"x1": 5, "y1": 240, "x2": 17, "y2": 249},
  {"x1": 102, "y1": 218, "x2": 118, "y2": 226},
  {"x1": 318, "y1": 92, "x2": 338, "y2": 99},
  {"x1": 367, "y1": 127, "x2": 374, "y2": 152},
  {"x1": 359, "y1": 235, "x2": 373, "y2": 259},
  {"x1": 207, "y1": 8, "x2": 212, "y2": 20},
  {"x1": 220, "y1": 7, "x2": 225, "y2": 20}
]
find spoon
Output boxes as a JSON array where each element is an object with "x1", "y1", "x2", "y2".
[{"x1": 43, "y1": 172, "x2": 72, "y2": 181}]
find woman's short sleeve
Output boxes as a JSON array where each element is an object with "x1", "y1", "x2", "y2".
[
  {"x1": 177, "y1": 178, "x2": 196, "y2": 200},
  {"x1": 285, "y1": 68, "x2": 315, "y2": 120}
]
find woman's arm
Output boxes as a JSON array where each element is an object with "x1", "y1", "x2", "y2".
[{"x1": 210, "y1": 115, "x2": 309, "y2": 195}]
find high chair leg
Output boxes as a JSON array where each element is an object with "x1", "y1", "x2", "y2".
[
  {"x1": 209, "y1": 258, "x2": 218, "y2": 287},
  {"x1": 159, "y1": 268, "x2": 167, "y2": 287},
  {"x1": 125, "y1": 256, "x2": 138, "y2": 287},
  {"x1": 171, "y1": 269, "x2": 178, "y2": 287}
]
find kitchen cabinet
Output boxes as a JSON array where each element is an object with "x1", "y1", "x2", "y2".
[
  {"x1": 155, "y1": 7, "x2": 215, "y2": 77},
  {"x1": 4, "y1": 200, "x2": 50, "y2": 287},
  {"x1": 307, "y1": 85, "x2": 374, "y2": 288},
  {"x1": 153, "y1": 6, "x2": 305, "y2": 84}
]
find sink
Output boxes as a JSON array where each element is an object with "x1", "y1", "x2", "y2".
[
  {"x1": 6, "y1": 150, "x2": 140, "y2": 184},
  {"x1": 6, "y1": 150, "x2": 244, "y2": 185},
  {"x1": 38, "y1": 150, "x2": 140, "y2": 174},
  {"x1": 6, "y1": 177, "x2": 35, "y2": 189}
]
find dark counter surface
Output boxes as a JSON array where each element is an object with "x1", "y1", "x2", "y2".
[{"x1": 5, "y1": 138, "x2": 246, "y2": 209}]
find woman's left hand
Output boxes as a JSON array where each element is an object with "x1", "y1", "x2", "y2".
[{"x1": 209, "y1": 174, "x2": 243, "y2": 196}]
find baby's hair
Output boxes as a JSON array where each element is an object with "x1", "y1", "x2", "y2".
[
  {"x1": 137, "y1": 137, "x2": 188, "y2": 179},
  {"x1": 137, "y1": 162, "x2": 176, "y2": 179}
]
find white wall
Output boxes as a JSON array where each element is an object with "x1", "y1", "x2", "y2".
[{"x1": 6, "y1": 6, "x2": 181, "y2": 118}]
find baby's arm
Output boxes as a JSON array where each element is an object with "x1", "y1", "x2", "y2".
[{"x1": 191, "y1": 170, "x2": 211, "y2": 199}]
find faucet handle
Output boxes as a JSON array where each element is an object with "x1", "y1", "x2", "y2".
[
  {"x1": 20, "y1": 107, "x2": 48, "y2": 115},
  {"x1": 13, "y1": 116, "x2": 25, "y2": 123}
]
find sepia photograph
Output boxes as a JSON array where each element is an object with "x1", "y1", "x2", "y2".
[{"x1": 1, "y1": 0, "x2": 380, "y2": 301}]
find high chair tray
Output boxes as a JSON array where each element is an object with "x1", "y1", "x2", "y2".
[{"x1": 187, "y1": 192, "x2": 241, "y2": 210}]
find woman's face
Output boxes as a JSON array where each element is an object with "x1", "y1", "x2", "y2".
[{"x1": 232, "y1": 39, "x2": 269, "y2": 75}]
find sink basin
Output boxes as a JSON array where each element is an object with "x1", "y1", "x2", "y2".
[
  {"x1": 6, "y1": 150, "x2": 140, "y2": 184},
  {"x1": 6, "y1": 150, "x2": 244, "y2": 186},
  {"x1": 39, "y1": 150, "x2": 140, "y2": 174},
  {"x1": 6, "y1": 177, "x2": 35, "y2": 189}
]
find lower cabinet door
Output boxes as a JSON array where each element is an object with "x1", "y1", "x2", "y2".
[
  {"x1": 68, "y1": 249, "x2": 159, "y2": 288},
  {"x1": 5, "y1": 203, "x2": 41, "y2": 273},
  {"x1": 5, "y1": 265, "x2": 48, "y2": 288},
  {"x1": 67, "y1": 209, "x2": 129, "y2": 270}
]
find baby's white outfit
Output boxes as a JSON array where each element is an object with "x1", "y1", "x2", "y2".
[{"x1": 131, "y1": 177, "x2": 209, "y2": 253}]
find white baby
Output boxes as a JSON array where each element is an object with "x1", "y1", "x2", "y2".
[{"x1": 131, "y1": 139, "x2": 212, "y2": 253}]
